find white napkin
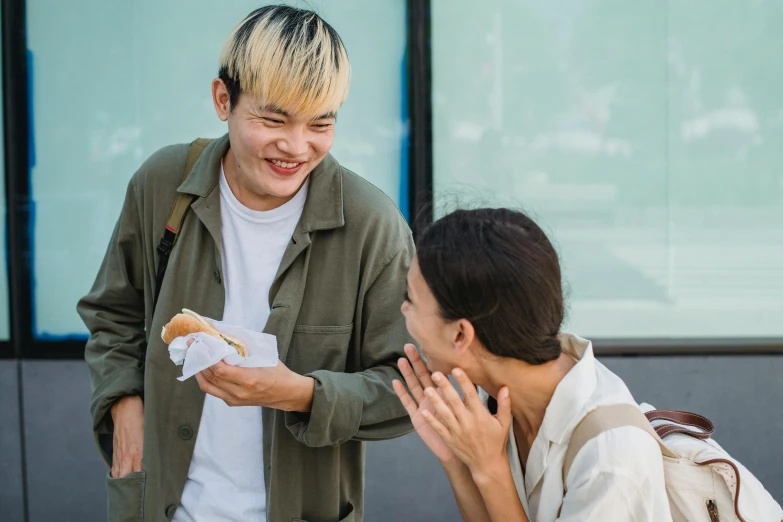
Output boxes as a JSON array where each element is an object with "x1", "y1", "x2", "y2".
[{"x1": 167, "y1": 318, "x2": 279, "y2": 381}]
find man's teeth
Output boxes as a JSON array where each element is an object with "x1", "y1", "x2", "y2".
[{"x1": 270, "y1": 159, "x2": 300, "y2": 168}]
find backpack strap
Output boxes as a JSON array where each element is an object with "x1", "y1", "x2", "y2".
[
  {"x1": 562, "y1": 404, "x2": 678, "y2": 490},
  {"x1": 153, "y1": 138, "x2": 214, "y2": 311},
  {"x1": 645, "y1": 409, "x2": 714, "y2": 440}
]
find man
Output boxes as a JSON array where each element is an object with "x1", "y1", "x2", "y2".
[{"x1": 78, "y1": 6, "x2": 413, "y2": 521}]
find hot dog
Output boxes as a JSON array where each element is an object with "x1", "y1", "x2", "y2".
[{"x1": 161, "y1": 308, "x2": 248, "y2": 357}]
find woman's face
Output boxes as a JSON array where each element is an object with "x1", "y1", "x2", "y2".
[{"x1": 401, "y1": 256, "x2": 464, "y2": 374}]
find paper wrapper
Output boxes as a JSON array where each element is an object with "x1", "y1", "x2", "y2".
[{"x1": 167, "y1": 318, "x2": 279, "y2": 381}]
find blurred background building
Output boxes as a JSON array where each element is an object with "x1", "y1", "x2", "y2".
[{"x1": 0, "y1": 0, "x2": 781, "y2": 521}]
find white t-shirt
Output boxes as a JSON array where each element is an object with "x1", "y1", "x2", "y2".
[
  {"x1": 485, "y1": 333, "x2": 672, "y2": 522},
  {"x1": 174, "y1": 166, "x2": 308, "y2": 522}
]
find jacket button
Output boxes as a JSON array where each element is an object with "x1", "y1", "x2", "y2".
[
  {"x1": 213, "y1": 269, "x2": 221, "y2": 284},
  {"x1": 165, "y1": 504, "x2": 177, "y2": 518},
  {"x1": 178, "y1": 425, "x2": 193, "y2": 440}
]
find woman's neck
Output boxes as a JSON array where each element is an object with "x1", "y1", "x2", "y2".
[{"x1": 477, "y1": 352, "x2": 576, "y2": 448}]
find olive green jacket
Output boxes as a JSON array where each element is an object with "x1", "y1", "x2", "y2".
[{"x1": 77, "y1": 134, "x2": 415, "y2": 522}]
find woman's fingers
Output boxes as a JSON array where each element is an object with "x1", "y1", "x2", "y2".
[
  {"x1": 392, "y1": 379, "x2": 421, "y2": 419},
  {"x1": 450, "y1": 368, "x2": 485, "y2": 412},
  {"x1": 431, "y1": 372, "x2": 469, "y2": 420},
  {"x1": 425, "y1": 386, "x2": 460, "y2": 431},
  {"x1": 404, "y1": 344, "x2": 435, "y2": 390},
  {"x1": 422, "y1": 409, "x2": 451, "y2": 441},
  {"x1": 495, "y1": 386, "x2": 513, "y2": 431},
  {"x1": 398, "y1": 357, "x2": 425, "y2": 404}
]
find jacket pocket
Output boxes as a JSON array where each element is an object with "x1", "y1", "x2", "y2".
[
  {"x1": 293, "y1": 324, "x2": 353, "y2": 335},
  {"x1": 292, "y1": 502, "x2": 356, "y2": 522},
  {"x1": 288, "y1": 325, "x2": 353, "y2": 374},
  {"x1": 106, "y1": 470, "x2": 146, "y2": 522}
]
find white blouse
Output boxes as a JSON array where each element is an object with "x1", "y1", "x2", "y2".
[{"x1": 483, "y1": 333, "x2": 672, "y2": 522}]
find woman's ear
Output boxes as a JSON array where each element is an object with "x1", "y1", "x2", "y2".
[{"x1": 453, "y1": 319, "x2": 476, "y2": 355}]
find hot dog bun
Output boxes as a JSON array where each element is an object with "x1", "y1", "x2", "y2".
[{"x1": 161, "y1": 309, "x2": 248, "y2": 357}]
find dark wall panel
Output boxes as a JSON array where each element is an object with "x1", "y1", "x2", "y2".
[
  {"x1": 602, "y1": 354, "x2": 783, "y2": 501},
  {"x1": 22, "y1": 362, "x2": 106, "y2": 522},
  {"x1": 0, "y1": 362, "x2": 25, "y2": 522},
  {"x1": 18, "y1": 358, "x2": 782, "y2": 522}
]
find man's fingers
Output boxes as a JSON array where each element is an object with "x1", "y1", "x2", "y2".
[
  {"x1": 112, "y1": 435, "x2": 131, "y2": 478},
  {"x1": 392, "y1": 379, "x2": 420, "y2": 419},
  {"x1": 196, "y1": 372, "x2": 238, "y2": 406},
  {"x1": 206, "y1": 361, "x2": 242, "y2": 385},
  {"x1": 113, "y1": 439, "x2": 143, "y2": 478},
  {"x1": 131, "y1": 449, "x2": 143, "y2": 473},
  {"x1": 116, "y1": 455, "x2": 132, "y2": 479},
  {"x1": 110, "y1": 398, "x2": 145, "y2": 479},
  {"x1": 111, "y1": 434, "x2": 121, "y2": 478},
  {"x1": 196, "y1": 371, "x2": 220, "y2": 395}
]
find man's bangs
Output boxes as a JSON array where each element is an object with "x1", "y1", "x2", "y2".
[
  {"x1": 219, "y1": 6, "x2": 351, "y2": 117},
  {"x1": 246, "y1": 60, "x2": 349, "y2": 119}
]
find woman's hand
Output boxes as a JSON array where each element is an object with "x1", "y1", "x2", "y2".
[
  {"x1": 422, "y1": 368, "x2": 512, "y2": 480},
  {"x1": 393, "y1": 344, "x2": 456, "y2": 463}
]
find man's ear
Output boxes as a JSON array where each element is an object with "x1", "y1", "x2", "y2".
[
  {"x1": 453, "y1": 319, "x2": 476, "y2": 355},
  {"x1": 212, "y1": 78, "x2": 231, "y2": 121}
]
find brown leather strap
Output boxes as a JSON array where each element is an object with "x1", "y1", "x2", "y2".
[
  {"x1": 164, "y1": 137, "x2": 213, "y2": 235},
  {"x1": 645, "y1": 409, "x2": 714, "y2": 439},
  {"x1": 654, "y1": 423, "x2": 712, "y2": 440}
]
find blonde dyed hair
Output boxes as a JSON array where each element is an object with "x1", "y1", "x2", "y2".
[{"x1": 218, "y1": 5, "x2": 351, "y2": 117}]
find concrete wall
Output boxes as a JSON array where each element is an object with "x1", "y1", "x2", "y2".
[{"x1": 1, "y1": 357, "x2": 781, "y2": 522}]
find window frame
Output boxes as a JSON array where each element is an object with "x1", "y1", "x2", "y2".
[{"x1": 3, "y1": 0, "x2": 781, "y2": 358}]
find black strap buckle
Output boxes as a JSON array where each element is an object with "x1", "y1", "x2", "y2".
[{"x1": 156, "y1": 229, "x2": 177, "y2": 258}]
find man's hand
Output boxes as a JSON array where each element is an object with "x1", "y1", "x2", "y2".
[
  {"x1": 195, "y1": 360, "x2": 315, "y2": 412},
  {"x1": 109, "y1": 395, "x2": 144, "y2": 479}
]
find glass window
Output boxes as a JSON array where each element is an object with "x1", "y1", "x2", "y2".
[
  {"x1": 27, "y1": 1, "x2": 407, "y2": 337},
  {"x1": 432, "y1": 1, "x2": 783, "y2": 339},
  {"x1": 0, "y1": 30, "x2": 9, "y2": 341}
]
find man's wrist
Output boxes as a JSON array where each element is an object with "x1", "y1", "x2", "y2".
[
  {"x1": 289, "y1": 375, "x2": 315, "y2": 413},
  {"x1": 110, "y1": 395, "x2": 140, "y2": 421}
]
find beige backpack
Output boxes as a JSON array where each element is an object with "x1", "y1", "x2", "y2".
[{"x1": 563, "y1": 403, "x2": 783, "y2": 522}]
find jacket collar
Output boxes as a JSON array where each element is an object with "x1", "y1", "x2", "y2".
[{"x1": 178, "y1": 133, "x2": 345, "y2": 233}]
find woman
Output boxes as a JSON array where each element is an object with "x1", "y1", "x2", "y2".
[{"x1": 394, "y1": 208, "x2": 672, "y2": 522}]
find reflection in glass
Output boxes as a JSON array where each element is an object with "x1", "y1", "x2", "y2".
[
  {"x1": 27, "y1": 0, "x2": 406, "y2": 336},
  {"x1": 433, "y1": 1, "x2": 783, "y2": 338}
]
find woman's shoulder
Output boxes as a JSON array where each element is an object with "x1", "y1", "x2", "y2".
[
  {"x1": 567, "y1": 424, "x2": 664, "y2": 487},
  {"x1": 560, "y1": 426, "x2": 672, "y2": 522},
  {"x1": 570, "y1": 367, "x2": 662, "y2": 482}
]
